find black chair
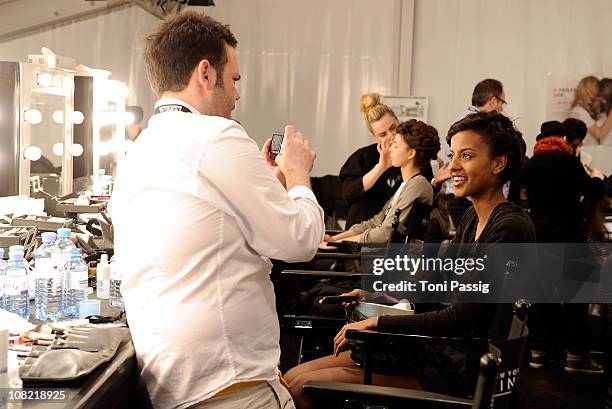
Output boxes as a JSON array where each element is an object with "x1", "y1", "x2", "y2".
[
  {"x1": 301, "y1": 300, "x2": 530, "y2": 409},
  {"x1": 279, "y1": 201, "x2": 436, "y2": 364}
]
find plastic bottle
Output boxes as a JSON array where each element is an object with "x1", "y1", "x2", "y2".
[
  {"x1": 4, "y1": 251, "x2": 29, "y2": 319},
  {"x1": 8, "y1": 245, "x2": 32, "y2": 300},
  {"x1": 0, "y1": 248, "x2": 7, "y2": 310},
  {"x1": 109, "y1": 255, "x2": 123, "y2": 309},
  {"x1": 34, "y1": 232, "x2": 63, "y2": 321},
  {"x1": 55, "y1": 228, "x2": 75, "y2": 270},
  {"x1": 96, "y1": 254, "x2": 110, "y2": 300},
  {"x1": 62, "y1": 248, "x2": 88, "y2": 318}
]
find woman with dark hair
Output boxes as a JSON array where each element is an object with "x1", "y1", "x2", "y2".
[
  {"x1": 326, "y1": 119, "x2": 440, "y2": 244},
  {"x1": 286, "y1": 111, "x2": 535, "y2": 409}
]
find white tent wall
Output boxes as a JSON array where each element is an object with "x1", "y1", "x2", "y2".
[
  {"x1": 0, "y1": 1, "x2": 410, "y2": 177},
  {"x1": 411, "y1": 0, "x2": 612, "y2": 156},
  {"x1": 0, "y1": 5, "x2": 159, "y2": 124},
  {"x1": 205, "y1": 0, "x2": 406, "y2": 176},
  {"x1": 2, "y1": 0, "x2": 611, "y2": 175}
]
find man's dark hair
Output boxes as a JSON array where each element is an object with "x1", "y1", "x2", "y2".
[
  {"x1": 599, "y1": 78, "x2": 612, "y2": 113},
  {"x1": 471, "y1": 79, "x2": 504, "y2": 107},
  {"x1": 562, "y1": 118, "x2": 587, "y2": 143},
  {"x1": 447, "y1": 111, "x2": 521, "y2": 184},
  {"x1": 144, "y1": 11, "x2": 237, "y2": 96}
]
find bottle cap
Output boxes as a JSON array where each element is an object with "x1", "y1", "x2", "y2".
[
  {"x1": 41, "y1": 232, "x2": 57, "y2": 244},
  {"x1": 9, "y1": 245, "x2": 24, "y2": 254},
  {"x1": 57, "y1": 228, "x2": 71, "y2": 239}
]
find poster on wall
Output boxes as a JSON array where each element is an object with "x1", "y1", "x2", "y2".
[
  {"x1": 545, "y1": 72, "x2": 612, "y2": 175},
  {"x1": 545, "y1": 72, "x2": 581, "y2": 122},
  {"x1": 383, "y1": 96, "x2": 428, "y2": 123}
]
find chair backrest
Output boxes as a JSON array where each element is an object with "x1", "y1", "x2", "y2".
[
  {"x1": 482, "y1": 300, "x2": 530, "y2": 409},
  {"x1": 389, "y1": 201, "x2": 433, "y2": 244}
]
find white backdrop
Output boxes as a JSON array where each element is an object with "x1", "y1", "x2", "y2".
[
  {"x1": 411, "y1": 0, "x2": 612, "y2": 156},
  {"x1": 205, "y1": 0, "x2": 404, "y2": 175},
  {"x1": 2, "y1": 0, "x2": 612, "y2": 175}
]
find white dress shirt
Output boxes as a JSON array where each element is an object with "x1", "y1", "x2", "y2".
[{"x1": 109, "y1": 99, "x2": 324, "y2": 409}]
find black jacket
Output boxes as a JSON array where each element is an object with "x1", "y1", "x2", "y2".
[
  {"x1": 522, "y1": 151, "x2": 604, "y2": 243},
  {"x1": 339, "y1": 143, "x2": 402, "y2": 227}
]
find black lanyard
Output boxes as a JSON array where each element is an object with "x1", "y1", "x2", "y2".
[{"x1": 153, "y1": 104, "x2": 193, "y2": 115}]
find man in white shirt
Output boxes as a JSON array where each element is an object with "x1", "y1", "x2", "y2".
[{"x1": 110, "y1": 11, "x2": 324, "y2": 409}]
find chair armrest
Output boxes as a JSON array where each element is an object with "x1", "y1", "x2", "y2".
[
  {"x1": 281, "y1": 269, "x2": 371, "y2": 278},
  {"x1": 281, "y1": 315, "x2": 346, "y2": 330},
  {"x1": 302, "y1": 381, "x2": 472, "y2": 409},
  {"x1": 345, "y1": 329, "x2": 490, "y2": 348}
]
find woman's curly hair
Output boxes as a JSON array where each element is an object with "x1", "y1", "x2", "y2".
[
  {"x1": 447, "y1": 111, "x2": 523, "y2": 183},
  {"x1": 396, "y1": 119, "x2": 441, "y2": 169}
]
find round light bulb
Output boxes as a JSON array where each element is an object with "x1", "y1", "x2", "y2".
[
  {"x1": 52, "y1": 110, "x2": 64, "y2": 124},
  {"x1": 52, "y1": 143, "x2": 64, "y2": 156},
  {"x1": 24, "y1": 109, "x2": 42, "y2": 124},
  {"x1": 36, "y1": 73, "x2": 52, "y2": 87},
  {"x1": 123, "y1": 111, "x2": 135, "y2": 125},
  {"x1": 69, "y1": 144, "x2": 84, "y2": 157},
  {"x1": 71, "y1": 111, "x2": 84, "y2": 125},
  {"x1": 23, "y1": 146, "x2": 42, "y2": 161}
]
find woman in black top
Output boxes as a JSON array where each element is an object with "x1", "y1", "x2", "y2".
[
  {"x1": 339, "y1": 93, "x2": 402, "y2": 227},
  {"x1": 285, "y1": 111, "x2": 535, "y2": 409}
]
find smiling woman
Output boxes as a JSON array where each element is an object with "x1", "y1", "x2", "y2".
[{"x1": 285, "y1": 111, "x2": 535, "y2": 409}]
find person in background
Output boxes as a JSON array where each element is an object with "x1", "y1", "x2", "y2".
[
  {"x1": 110, "y1": 11, "x2": 324, "y2": 409},
  {"x1": 523, "y1": 120, "x2": 605, "y2": 374},
  {"x1": 597, "y1": 78, "x2": 612, "y2": 146},
  {"x1": 286, "y1": 111, "x2": 534, "y2": 409},
  {"x1": 569, "y1": 76, "x2": 612, "y2": 146},
  {"x1": 456, "y1": 78, "x2": 507, "y2": 121},
  {"x1": 339, "y1": 93, "x2": 402, "y2": 228},
  {"x1": 435, "y1": 79, "x2": 508, "y2": 227},
  {"x1": 326, "y1": 120, "x2": 439, "y2": 244}
]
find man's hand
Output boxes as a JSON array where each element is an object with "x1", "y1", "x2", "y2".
[
  {"x1": 333, "y1": 317, "x2": 378, "y2": 357},
  {"x1": 262, "y1": 137, "x2": 287, "y2": 187},
  {"x1": 275, "y1": 125, "x2": 315, "y2": 190}
]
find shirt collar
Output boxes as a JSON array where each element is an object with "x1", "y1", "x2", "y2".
[
  {"x1": 467, "y1": 105, "x2": 480, "y2": 113},
  {"x1": 154, "y1": 98, "x2": 202, "y2": 115}
]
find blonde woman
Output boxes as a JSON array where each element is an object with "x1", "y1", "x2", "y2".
[
  {"x1": 339, "y1": 93, "x2": 403, "y2": 227},
  {"x1": 327, "y1": 119, "x2": 440, "y2": 244},
  {"x1": 569, "y1": 76, "x2": 612, "y2": 145}
]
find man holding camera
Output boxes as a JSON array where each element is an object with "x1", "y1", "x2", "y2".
[{"x1": 110, "y1": 11, "x2": 324, "y2": 409}]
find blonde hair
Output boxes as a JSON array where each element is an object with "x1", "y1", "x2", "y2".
[
  {"x1": 360, "y1": 93, "x2": 397, "y2": 134},
  {"x1": 571, "y1": 76, "x2": 600, "y2": 120}
]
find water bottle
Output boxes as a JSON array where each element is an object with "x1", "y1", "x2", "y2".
[
  {"x1": 8, "y1": 245, "x2": 32, "y2": 301},
  {"x1": 0, "y1": 248, "x2": 7, "y2": 310},
  {"x1": 55, "y1": 228, "x2": 75, "y2": 269},
  {"x1": 96, "y1": 254, "x2": 110, "y2": 300},
  {"x1": 34, "y1": 232, "x2": 63, "y2": 321},
  {"x1": 62, "y1": 248, "x2": 88, "y2": 318},
  {"x1": 4, "y1": 251, "x2": 29, "y2": 319},
  {"x1": 109, "y1": 255, "x2": 123, "y2": 309}
]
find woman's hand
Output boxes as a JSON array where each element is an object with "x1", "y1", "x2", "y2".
[
  {"x1": 333, "y1": 317, "x2": 379, "y2": 357},
  {"x1": 377, "y1": 135, "x2": 393, "y2": 170},
  {"x1": 432, "y1": 162, "x2": 451, "y2": 188},
  {"x1": 339, "y1": 289, "x2": 364, "y2": 308}
]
